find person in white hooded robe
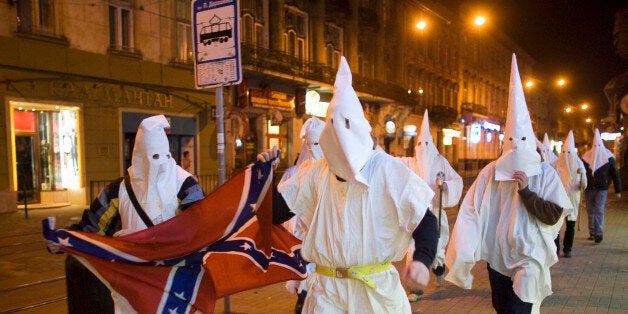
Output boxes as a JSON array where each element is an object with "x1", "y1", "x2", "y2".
[
  {"x1": 260, "y1": 56, "x2": 438, "y2": 313},
  {"x1": 537, "y1": 133, "x2": 558, "y2": 165},
  {"x1": 553, "y1": 130, "x2": 587, "y2": 257},
  {"x1": 280, "y1": 117, "x2": 325, "y2": 313},
  {"x1": 398, "y1": 109, "x2": 463, "y2": 296},
  {"x1": 581, "y1": 128, "x2": 622, "y2": 243},
  {"x1": 47, "y1": 115, "x2": 204, "y2": 313},
  {"x1": 444, "y1": 54, "x2": 573, "y2": 314}
]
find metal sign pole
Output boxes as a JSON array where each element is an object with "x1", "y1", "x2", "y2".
[
  {"x1": 217, "y1": 86, "x2": 226, "y2": 185},
  {"x1": 192, "y1": 1, "x2": 241, "y2": 312},
  {"x1": 215, "y1": 86, "x2": 230, "y2": 313}
]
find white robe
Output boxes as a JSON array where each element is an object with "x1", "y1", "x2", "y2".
[
  {"x1": 556, "y1": 158, "x2": 587, "y2": 221},
  {"x1": 279, "y1": 149, "x2": 434, "y2": 313},
  {"x1": 399, "y1": 154, "x2": 463, "y2": 268},
  {"x1": 445, "y1": 162, "x2": 572, "y2": 304}
]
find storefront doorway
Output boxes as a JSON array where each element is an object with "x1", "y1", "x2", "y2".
[{"x1": 10, "y1": 101, "x2": 81, "y2": 204}]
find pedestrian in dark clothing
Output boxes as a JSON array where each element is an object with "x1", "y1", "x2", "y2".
[{"x1": 582, "y1": 129, "x2": 622, "y2": 243}]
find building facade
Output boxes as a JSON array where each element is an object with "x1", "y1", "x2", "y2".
[{"x1": 0, "y1": 0, "x2": 557, "y2": 210}]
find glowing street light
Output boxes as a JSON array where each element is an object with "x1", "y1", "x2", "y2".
[
  {"x1": 416, "y1": 20, "x2": 427, "y2": 30},
  {"x1": 580, "y1": 103, "x2": 589, "y2": 110},
  {"x1": 474, "y1": 15, "x2": 486, "y2": 26},
  {"x1": 525, "y1": 81, "x2": 534, "y2": 88},
  {"x1": 585, "y1": 117, "x2": 592, "y2": 123},
  {"x1": 565, "y1": 107, "x2": 572, "y2": 113},
  {"x1": 557, "y1": 79, "x2": 566, "y2": 87}
]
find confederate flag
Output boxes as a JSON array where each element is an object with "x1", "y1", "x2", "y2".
[{"x1": 42, "y1": 160, "x2": 306, "y2": 313}]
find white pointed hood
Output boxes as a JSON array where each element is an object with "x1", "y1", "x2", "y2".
[
  {"x1": 543, "y1": 133, "x2": 558, "y2": 163},
  {"x1": 555, "y1": 130, "x2": 583, "y2": 188},
  {"x1": 495, "y1": 54, "x2": 541, "y2": 181},
  {"x1": 128, "y1": 115, "x2": 178, "y2": 222},
  {"x1": 414, "y1": 109, "x2": 439, "y2": 182},
  {"x1": 319, "y1": 56, "x2": 374, "y2": 187},
  {"x1": 300, "y1": 117, "x2": 325, "y2": 162},
  {"x1": 582, "y1": 128, "x2": 613, "y2": 173}
]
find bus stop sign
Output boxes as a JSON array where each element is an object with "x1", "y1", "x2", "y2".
[{"x1": 193, "y1": 0, "x2": 241, "y2": 89}]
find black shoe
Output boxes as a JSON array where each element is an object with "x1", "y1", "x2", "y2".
[
  {"x1": 594, "y1": 235, "x2": 603, "y2": 243},
  {"x1": 294, "y1": 291, "x2": 307, "y2": 314},
  {"x1": 563, "y1": 250, "x2": 572, "y2": 258}
]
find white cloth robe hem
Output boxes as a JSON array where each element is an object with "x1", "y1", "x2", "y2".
[
  {"x1": 399, "y1": 154, "x2": 463, "y2": 268},
  {"x1": 445, "y1": 162, "x2": 572, "y2": 304},
  {"x1": 278, "y1": 149, "x2": 434, "y2": 313},
  {"x1": 556, "y1": 158, "x2": 587, "y2": 221}
]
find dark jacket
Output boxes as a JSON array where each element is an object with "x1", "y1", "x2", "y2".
[{"x1": 583, "y1": 157, "x2": 622, "y2": 193}]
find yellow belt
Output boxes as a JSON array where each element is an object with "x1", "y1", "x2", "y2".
[{"x1": 315, "y1": 261, "x2": 392, "y2": 288}]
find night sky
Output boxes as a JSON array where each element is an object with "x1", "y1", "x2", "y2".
[{"x1": 442, "y1": 0, "x2": 628, "y2": 119}]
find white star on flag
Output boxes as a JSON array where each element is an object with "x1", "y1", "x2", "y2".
[
  {"x1": 58, "y1": 237, "x2": 72, "y2": 247},
  {"x1": 174, "y1": 291, "x2": 186, "y2": 300},
  {"x1": 240, "y1": 242, "x2": 251, "y2": 250}
]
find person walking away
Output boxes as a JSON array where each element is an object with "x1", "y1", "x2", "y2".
[{"x1": 581, "y1": 128, "x2": 622, "y2": 243}]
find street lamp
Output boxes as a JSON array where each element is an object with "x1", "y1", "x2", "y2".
[
  {"x1": 474, "y1": 15, "x2": 486, "y2": 27},
  {"x1": 525, "y1": 81, "x2": 534, "y2": 88},
  {"x1": 557, "y1": 79, "x2": 566, "y2": 87}
]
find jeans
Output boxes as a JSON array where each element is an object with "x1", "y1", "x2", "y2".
[
  {"x1": 585, "y1": 189, "x2": 607, "y2": 237},
  {"x1": 487, "y1": 264, "x2": 532, "y2": 314}
]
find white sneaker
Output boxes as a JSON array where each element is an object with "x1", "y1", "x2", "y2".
[{"x1": 408, "y1": 290, "x2": 423, "y2": 302}]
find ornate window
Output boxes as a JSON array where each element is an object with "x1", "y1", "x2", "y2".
[
  {"x1": 241, "y1": 0, "x2": 267, "y2": 47},
  {"x1": 284, "y1": 7, "x2": 307, "y2": 61},
  {"x1": 109, "y1": 0, "x2": 134, "y2": 52},
  {"x1": 175, "y1": 0, "x2": 193, "y2": 63},
  {"x1": 325, "y1": 23, "x2": 343, "y2": 68},
  {"x1": 17, "y1": 0, "x2": 62, "y2": 38}
]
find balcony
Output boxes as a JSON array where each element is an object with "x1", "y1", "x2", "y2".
[
  {"x1": 241, "y1": 43, "x2": 418, "y2": 107},
  {"x1": 461, "y1": 102, "x2": 488, "y2": 116},
  {"x1": 428, "y1": 105, "x2": 458, "y2": 127}
]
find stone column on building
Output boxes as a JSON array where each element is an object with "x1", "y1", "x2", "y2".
[
  {"x1": 344, "y1": 0, "x2": 359, "y2": 65},
  {"x1": 269, "y1": 0, "x2": 286, "y2": 52},
  {"x1": 310, "y1": 0, "x2": 326, "y2": 64},
  {"x1": 374, "y1": 0, "x2": 386, "y2": 81}
]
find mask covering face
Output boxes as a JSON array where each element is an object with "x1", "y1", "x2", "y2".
[
  {"x1": 319, "y1": 56, "x2": 374, "y2": 187},
  {"x1": 301, "y1": 117, "x2": 325, "y2": 162},
  {"x1": 555, "y1": 130, "x2": 580, "y2": 188},
  {"x1": 495, "y1": 54, "x2": 541, "y2": 181},
  {"x1": 128, "y1": 115, "x2": 178, "y2": 223},
  {"x1": 415, "y1": 109, "x2": 439, "y2": 182}
]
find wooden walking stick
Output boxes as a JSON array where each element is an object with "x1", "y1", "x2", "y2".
[
  {"x1": 436, "y1": 172, "x2": 446, "y2": 238},
  {"x1": 577, "y1": 169, "x2": 585, "y2": 231}
]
